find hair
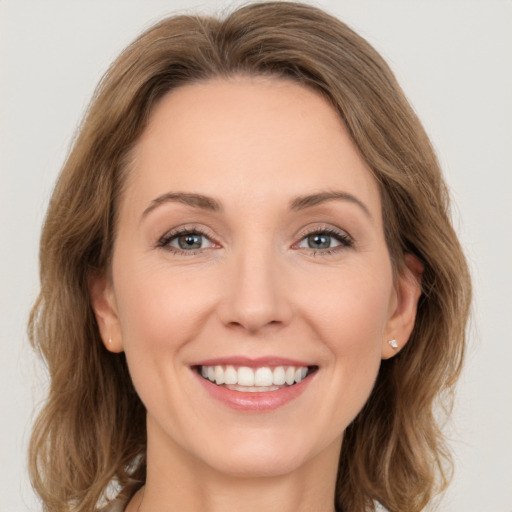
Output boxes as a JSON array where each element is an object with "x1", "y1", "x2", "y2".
[{"x1": 28, "y1": 2, "x2": 471, "y2": 511}]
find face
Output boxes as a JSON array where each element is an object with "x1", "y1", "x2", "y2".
[{"x1": 92, "y1": 77, "x2": 420, "y2": 478}]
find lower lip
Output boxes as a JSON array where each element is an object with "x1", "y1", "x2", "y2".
[{"x1": 194, "y1": 371, "x2": 315, "y2": 412}]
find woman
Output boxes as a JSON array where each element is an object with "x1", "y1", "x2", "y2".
[{"x1": 28, "y1": 2, "x2": 471, "y2": 511}]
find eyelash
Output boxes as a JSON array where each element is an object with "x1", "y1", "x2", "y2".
[
  {"x1": 157, "y1": 226, "x2": 354, "y2": 256},
  {"x1": 157, "y1": 226, "x2": 216, "y2": 255},
  {"x1": 295, "y1": 227, "x2": 354, "y2": 256}
]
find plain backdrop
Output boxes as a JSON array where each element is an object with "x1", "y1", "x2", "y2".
[{"x1": 1, "y1": 1, "x2": 511, "y2": 511}]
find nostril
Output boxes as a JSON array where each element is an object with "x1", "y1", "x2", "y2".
[{"x1": 226, "y1": 318, "x2": 284, "y2": 335}]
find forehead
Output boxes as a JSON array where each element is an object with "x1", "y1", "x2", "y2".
[{"x1": 122, "y1": 77, "x2": 381, "y2": 220}]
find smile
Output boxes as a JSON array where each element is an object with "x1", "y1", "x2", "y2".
[
  {"x1": 198, "y1": 364, "x2": 316, "y2": 392},
  {"x1": 192, "y1": 359, "x2": 318, "y2": 411}
]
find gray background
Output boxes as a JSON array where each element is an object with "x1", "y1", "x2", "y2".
[{"x1": 1, "y1": 1, "x2": 511, "y2": 510}]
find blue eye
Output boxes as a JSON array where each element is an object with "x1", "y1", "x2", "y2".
[
  {"x1": 159, "y1": 230, "x2": 214, "y2": 252},
  {"x1": 173, "y1": 233, "x2": 205, "y2": 250},
  {"x1": 297, "y1": 229, "x2": 352, "y2": 252},
  {"x1": 305, "y1": 233, "x2": 337, "y2": 249}
]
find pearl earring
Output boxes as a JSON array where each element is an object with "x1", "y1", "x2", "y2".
[
  {"x1": 108, "y1": 336, "x2": 113, "y2": 344},
  {"x1": 388, "y1": 339, "x2": 398, "y2": 350}
]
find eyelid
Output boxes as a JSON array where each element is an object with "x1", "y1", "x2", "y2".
[
  {"x1": 292, "y1": 224, "x2": 354, "y2": 251},
  {"x1": 295, "y1": 224, "x2": 353, "y2": 242}
]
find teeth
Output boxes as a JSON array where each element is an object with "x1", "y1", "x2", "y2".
[
  {"x1": 285, "y1": 366, "x2": 295, "y2": 385},
  {"x1": 214, "y1": 365, "x2": 224, "y2": 385},
  {"x1": 273, "y1": 366, "x2": 286, "y2": 385},
  {"x1": 200, "y1": 364, "x2": 311, "y2": 388},
  {"x1": 255, "y1": 367, "x2": 273, "y2": 386},
  {"x1": 237, "y1": 367, "x2": 255, "y2": 386},
  {"x1": 227, "y1": 384, "x2": 280, "y2": 392},
  {"x1": 224, "y1": 365, "x2": 237, "y2": 385}
]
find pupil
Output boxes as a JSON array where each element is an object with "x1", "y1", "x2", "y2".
[
  {"x1": 178, "y1": 233, "x2": 201, "y2": 249},
  {"x1": 308, "y1": 233, "x2": 330, "y2": 249}
]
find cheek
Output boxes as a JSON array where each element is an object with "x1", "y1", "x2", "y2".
[
  {"x1": 300, "y1": 263, "x2": 393, "y2": 423},
  {"x1": 111, "y1": 256, "x2": 219, "y2": 399},
  {"x1": 304, "y1": 261, "x2": 393, "y2": 346},
  {"x1": 114, "y1": 259, "x2": 213, "y2": 344},
  {"x1": 111, "y1": 259, "x2": 222, "y2": 433}
]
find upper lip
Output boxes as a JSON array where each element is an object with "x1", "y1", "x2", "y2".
[{"x1": 191, "y1": 356, "x2": 315, "y2": 368}]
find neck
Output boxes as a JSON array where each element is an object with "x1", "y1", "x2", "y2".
[{"x1": 128, "y1": 417, "x2": 341, "y2": 512}]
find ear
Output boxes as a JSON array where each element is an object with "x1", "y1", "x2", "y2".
[
  {"x1": 88, "y1": 270, "x2": 124, "y2": 353},
  {"x1": 381, "y1": 254, "x2": 423, "y2": 359}
]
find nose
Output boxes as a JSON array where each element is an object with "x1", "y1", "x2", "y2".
[{"x1": 217, "y1": 246, "x2": 293, "y2": 334}]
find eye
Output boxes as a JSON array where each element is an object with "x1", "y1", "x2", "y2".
[
  {"x1": 296, "y1": 228, "x2": 353, "y2": 252},
  {"x1": 158, "y1": 229, "x2": 215, "y2": 253},
  {"x1": 173, "y1": 232, "x2": 210, "y2": 250},
  {"x1": 300, "y1": 233, "x2": 339, "y2": 250}
]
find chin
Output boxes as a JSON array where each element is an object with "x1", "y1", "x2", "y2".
[
  {"x1": 191, "y1": 426, "x2": 336, "y2": 479},
  {"x1": 204, "y1": 446, "x2": 310, "y2": 479}
]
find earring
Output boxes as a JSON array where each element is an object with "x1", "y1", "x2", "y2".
[
  {"x1": 108, "y1": 336, "x2": 113, "y2": 344},
  {"x1": 388, "y1": 339, "x2": 398, "y2": 350}
]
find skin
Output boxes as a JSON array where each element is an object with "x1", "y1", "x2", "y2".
[{"x1": 90, "y1": 77, "x2": 421, "y2": 512}]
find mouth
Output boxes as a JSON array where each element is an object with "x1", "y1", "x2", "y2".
[{"x1": 194, "y1": 364, "x2": 319, "y2": 393}]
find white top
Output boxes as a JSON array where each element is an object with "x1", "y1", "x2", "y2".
[{"x1": 98, "y1": 497, "x2": 128, "y2": 512}]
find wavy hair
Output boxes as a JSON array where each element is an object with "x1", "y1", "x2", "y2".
[{"x1": 28, "y1": 2, "x2": 471, "y2": 511}]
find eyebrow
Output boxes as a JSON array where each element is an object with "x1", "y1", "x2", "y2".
[
  {"x1": 141, "y1": 189, "x2": 372, "y2": 220},
  {"x1": 290, "y1": 191, "x2": 372, "y2": 219},
  {"x1": 141, "y1": 192, "x2": 222, "y2": 220}
]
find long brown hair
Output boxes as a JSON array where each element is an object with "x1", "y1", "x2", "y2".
[{"x1": 28, "y1": 2, "x2": 471, "y2": 511}]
